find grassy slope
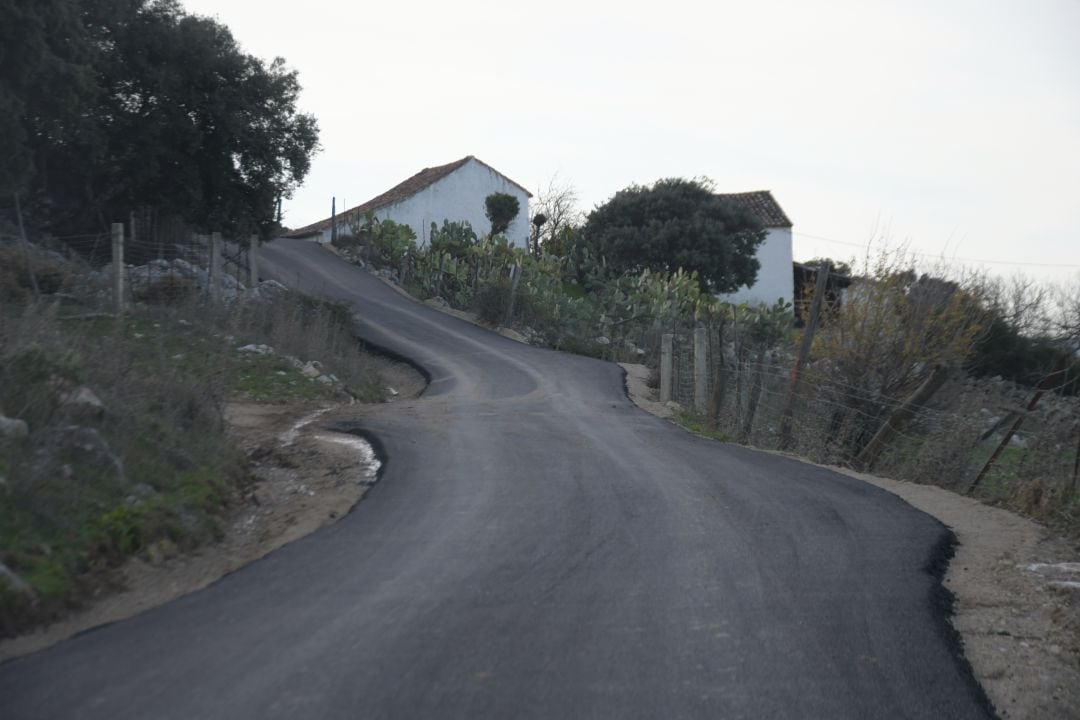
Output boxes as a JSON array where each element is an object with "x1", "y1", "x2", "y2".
[{"x1": 0, "y1": 256, "x2": 383, "y2": 636}]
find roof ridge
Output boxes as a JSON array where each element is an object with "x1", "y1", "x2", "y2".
[{"x1": 286, "y1": 156, "x2": 530, "y2": 238}]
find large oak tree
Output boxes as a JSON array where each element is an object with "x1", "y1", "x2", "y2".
[
  {"x1": 581, "y1": 178, "x2": 766, "y2": 293},
  {"x1": 4, "y1": 0, "x2": 319, "y2": 239}
]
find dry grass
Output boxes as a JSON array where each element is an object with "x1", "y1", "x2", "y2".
[{"x1": 0, "y1": 243, "x2": 385, "y2": 635}]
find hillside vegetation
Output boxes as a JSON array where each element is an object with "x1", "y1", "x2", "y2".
[
  {"x1": 339, "y1": 209, "x2": 1080, "y2": 538},
  {"x1": 0, "y1": 242, "x2": 383, "y2": 635}
]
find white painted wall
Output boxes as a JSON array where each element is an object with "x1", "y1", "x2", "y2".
[
  {"x1": 317, "y1": 158, "x2": 530, "y2": 248},
  {"x1": 720, "y1": 227, "x2": 793, "y2": 308}
]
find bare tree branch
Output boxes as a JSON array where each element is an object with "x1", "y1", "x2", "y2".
[{"x1": 530, "y1": 173, "x2": 584, "y2": 256}]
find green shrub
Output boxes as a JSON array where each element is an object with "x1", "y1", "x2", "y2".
[
  {"x1": 0, "y1": 246, "x2": 73, "y2": 301},
  {"x1": 371, "y1": 219, "x2": 417, "y2": 267},
  {"x1": 0, "y1": 344, "x2": 80, "y2": 429},
  {"x1": 90, "y1": 505, "x2": 146, "y2": 558},
  {"x1": 473, "y1": 277, "x2": 511, "y2": 325},
  {"x1": 429, "y1": 220, "x2": 477, "y2": 259}
]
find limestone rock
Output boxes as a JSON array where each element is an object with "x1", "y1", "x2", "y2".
[
  {"x1": 0, "y1": 415, "x2": 29, "y2": 443},
  {"x1": 60, "y1": 386, "x2": 106, "y2": 423},
  {"x1": 239, "y1": 279, "x2": 288, "y2": 304},
  {"x1": 0, "y1": 561, "x2": 35, "y2": 599},
  {"x1": 33, "y1": 426, "x2": 124, "y2": 486}
]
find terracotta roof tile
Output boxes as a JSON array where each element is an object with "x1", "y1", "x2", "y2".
[
  {"x1": 715, "y1": 190, "x2": 792, "y2": 228},
  {"x1": 286, "y1": 156, "x2": 531, "y2": 238}
]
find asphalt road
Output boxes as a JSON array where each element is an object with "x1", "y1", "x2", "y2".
[{"x1": 0, "y1": 239, "x2": 992, "y2": 719}]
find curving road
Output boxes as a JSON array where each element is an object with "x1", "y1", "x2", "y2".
[{"x1": 0, "y1": 239, "x2": 992, "y2": 719}]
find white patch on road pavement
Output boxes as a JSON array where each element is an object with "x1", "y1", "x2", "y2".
[{"x1": 1023, "y1": 562, "x2": 1080, "y2": 574}]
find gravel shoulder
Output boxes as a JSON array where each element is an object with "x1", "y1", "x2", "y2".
[
  {"x1": 621, "y1": 362, "x2": 1080, "y2": 720},
  {"x1": 0, "y1": 362, "x2": 425, "y2": 664}
]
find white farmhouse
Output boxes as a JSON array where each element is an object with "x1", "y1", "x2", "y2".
[
  {"x1": 715, "y1": 190, "x2": 793, "y2": 308},
  {"x1": 287, "y1": 156, "x2": 532, "y2": 247}
]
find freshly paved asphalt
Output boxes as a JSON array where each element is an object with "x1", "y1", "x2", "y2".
[{"x1": 0, "y1": 239, "x2": 992, "y2": 719}]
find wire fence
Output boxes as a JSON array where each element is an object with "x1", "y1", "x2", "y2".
[
  {"x1": 666, "y1": 322, "x2": 1080, "y2": 517},
  {"x1": 3, "y1": 214, "x2": 262, "y2": 309},
  {"x1": 17, "y1": 217, "x2": 1070, "y2": 528}
]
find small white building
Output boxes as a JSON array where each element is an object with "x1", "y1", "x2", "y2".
[
  {"x1": 287, "y1": 156, "x2": 532, "y2": 247},
  {"x1": 716, "y1": 190, "x2": 793, "y2": 308}
]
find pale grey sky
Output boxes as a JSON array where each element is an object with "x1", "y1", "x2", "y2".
[{"x1": 182, "y1": 0, "x2": 1080, "y2": 282}]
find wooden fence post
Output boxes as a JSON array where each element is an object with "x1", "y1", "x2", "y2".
[
  {"x1": 209, "y1": 232, "x2": 222, "y2": 300},
  {"x1": 854, "y1": 365, "x2": 949, "y2": 471},
  {"x1": 707, "y1": 365, "x2": 730, "y2": 430},
  {"x1": 1070, "y1": 423, "x2": 1080, "y2": 498},
  {"x1": 739, "y1": 349, "x2": 769, "y2": 443},
  {"x1": 660, "y1": 334, "x2": 674, "y2": 404},
  {"x1": 13, "y1": 193, "x2": 39, "y2": 301},
  {"x1": 248, "y1": 234, "x2": 259, "y2": 287},
  {"x1": 706, "y1": 318, "x2": 728, "y2": 429},
  {"x1": 694, "y1": 327, "x2": 708, "y2": 413},
  {"x1": 111, "y1": 222, "x2": 125, "y2": 314},
  {"x1": 129, "y1": 210, "x2": 137, "y2": 253},
  {"x1": 779, "y1": 262, "x2": 830, "y2": 448}
]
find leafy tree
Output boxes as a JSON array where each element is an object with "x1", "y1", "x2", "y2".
[
  {"x1": 530, "y1": 213, "x2": 547, "y2": 256},
  {"x1": 966, "y1": 314, "x2": 1076, "y2": 389},
  {"x1": 8, "y1": 0, "x2": 319, "y2": 240},
  {"x1": 484, "y1": 192, "x2": 520, "y2": 238},
  {"x1": 0, "y1": 0, "x2": 94, "y2": 196},
  {"x1": 803, "y1": 256, "x2": 852, "y2": 277},
  {"x1": 580, "y1": 178, "x2": 766, "y2": 293},
  {"x1": 966, "y1": 276, "x2": 1080, "y2": 394}
]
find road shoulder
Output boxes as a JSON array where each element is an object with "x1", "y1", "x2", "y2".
[{"x1": 620, "y1": 362, "x2": 1080, "y2": 720}]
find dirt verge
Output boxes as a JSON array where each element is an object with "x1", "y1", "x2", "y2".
[
  {"x1": 0, "y1": 362, "x2": 425, "y2": 663},
  {"x1": 620, "y1": 362, "x2": 1080, "y2": 720}
]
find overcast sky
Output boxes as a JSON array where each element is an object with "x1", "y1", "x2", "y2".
[{"x1": 181, "y1": 0, "x2": 1079, "y2": 283}]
